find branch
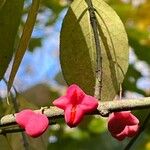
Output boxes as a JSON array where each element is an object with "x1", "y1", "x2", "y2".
[
  {"x1": 0, "y1": 128, "x2": 24, "y2": 134},
  {"x1": 0, "y1": 121, "x2": 56, "y2": 135},
  {"x1": 1, "y1": 97, "x2": 150, "y2": 133}
]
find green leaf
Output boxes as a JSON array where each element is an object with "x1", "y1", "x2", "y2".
[
  {"x1": 0, "y1": 0, "x2": 24, "y2": 80},
  {"x1": 0, "y1": 0, "x2": 6, "y2": 9},
  {"x1": 8, "y1": 0, "x2": 40, "y2": 92},
  {"x1": 60, "y1": 0, "x2": 129, "y2": 101},
  {"x1": 42, "y1": 0, "x2": 66, "y2": 14},
  {"x1": 128, "y1": 28, "x2": 150, "y2": 64},
  {"x1": 28, "y1": 37, "x2": 42, "y2": 52},
  {"x1": 88, "y1": 117, "x2": 107, "y2": 134},
  {"x1": 123, "y1": 64, "x2": 145, "y2": 95}
]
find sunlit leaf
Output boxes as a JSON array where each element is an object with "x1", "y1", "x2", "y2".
[{"x1": 60, "y1": 0, "x2": 129, "y2": 101}]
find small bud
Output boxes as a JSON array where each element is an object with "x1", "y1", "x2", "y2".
[
  {"x1": 16, "y1": 109, "x2": 49, "y2": 138},
  {"x1": 108, "y1": 111, "x2": 139, "y2": 141}
]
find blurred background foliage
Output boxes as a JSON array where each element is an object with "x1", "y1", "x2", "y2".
[{"x1": 0, "y1": 0, "x2": 150, "y2": 149}]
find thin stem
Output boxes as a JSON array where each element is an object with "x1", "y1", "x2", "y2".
[
  {"x1": 86, "y1": 0, "x2": 102, "y2": 100},
  {"x1": 119, "y1": 83, "x2": 122, "y2": 99},
  {"x1": 3, "y1": 78, "x2": 18, "y2": 97},
  {"x1": 41, "y1": 136, "x2": 47, "y2": 149},
  {"x1": 3, "y1": 79, "x2": 29, "y2": 149},
  {"x1": 124, "y1": 111, "x2": 150, "y2": 150},
  {"x1": 21, "y1": 133, "x2": 30, "y2": 150},
  {"x1": 4, "y1": 135, "x2": 13, "y2": 150}
]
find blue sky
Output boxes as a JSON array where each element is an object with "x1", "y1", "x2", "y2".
[{"x1": 0, "y1": 9, "x2": 67, "y2": 97}]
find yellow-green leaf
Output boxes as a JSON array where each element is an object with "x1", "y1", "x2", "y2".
[{"x1": 60, "y1": 0, "x2": 129, "y2": 101}]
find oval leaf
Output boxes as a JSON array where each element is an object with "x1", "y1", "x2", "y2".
[
  {"x1": 0, "y1": 0, "x2": 24, "y2": 80},
  {"x1": 60, "y1": 0, "x2": 129, "y2": 101}
]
